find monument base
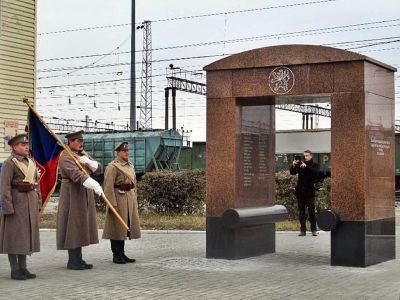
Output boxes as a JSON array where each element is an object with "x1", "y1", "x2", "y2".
[
  {"x1": 331, "y1": 218, "x2": 395, "y2": 267},
  {"x1": 206, "y1": 216, "x2": 275, "y2": 259}
]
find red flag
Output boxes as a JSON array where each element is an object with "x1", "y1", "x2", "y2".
[{"x1": 28, "y1": 109, "x2": 63, "y2": 210}]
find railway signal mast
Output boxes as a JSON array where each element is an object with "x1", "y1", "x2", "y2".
[{"x1": 137, "y1": 20, "x2": 153, "y2": 129}]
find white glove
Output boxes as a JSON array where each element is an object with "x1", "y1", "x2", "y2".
[
  {"x1": 83, "y1": 177, "x2": 104, "y2": 196},
  {"x1": 79, "y1": 156, "x2": 99, "y2": 172}
]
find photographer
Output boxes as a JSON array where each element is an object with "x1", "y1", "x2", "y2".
[{"x1": 290, "y1": 150, "x2": 320, "y2": 236}]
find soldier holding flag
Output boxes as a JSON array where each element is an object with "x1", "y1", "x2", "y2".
[
  {"x1": 56, "y1": 130, "x2": 104, "y2": 270},
  {"x1": 0, "y1": 134, "x2": 41, "y2": 280}
]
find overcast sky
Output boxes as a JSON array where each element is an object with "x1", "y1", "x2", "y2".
[{"x1": 36, "y1": 0, "x2": 400, "y2": 141}]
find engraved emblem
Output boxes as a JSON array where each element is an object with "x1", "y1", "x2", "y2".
[
  {"x1": 36, "y1": 162, "x2": 46, "y2": 182},
  {"x1": 268, "y1": 67, "x2": 295, "y2": 95}
]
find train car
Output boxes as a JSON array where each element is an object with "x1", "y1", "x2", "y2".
[
  {"x1": 179, "y1": 146, "x2": 192, "y2": 170},
  {"x1": 80, "y1": 129, "x2": 183, "y2": 175},
  {"x1": 178, "y1": 142, "x2": 206, "y2": 170}
]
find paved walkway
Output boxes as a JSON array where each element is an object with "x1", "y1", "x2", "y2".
[{"x1": 1, "y1": 210, "x2": 400, "y2": 299}]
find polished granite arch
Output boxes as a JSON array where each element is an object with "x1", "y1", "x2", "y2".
[{"x1": 204, "y1": 44, "x2": 396, "y2": 267}]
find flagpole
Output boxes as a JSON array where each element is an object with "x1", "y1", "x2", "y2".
[{"x1": 23, "y1": 98, "x2": 130, "y2": 232}]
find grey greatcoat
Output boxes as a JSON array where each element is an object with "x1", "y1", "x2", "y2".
[
  {"x1": 0, "y1": 154, "x2": 41, "y2": 255},
  {"x1": 102, "y1": 158, "x2": 141, "y2": 240},
  {"x1": 56, "y1": 150, "x2": 101, "y2": 250}
]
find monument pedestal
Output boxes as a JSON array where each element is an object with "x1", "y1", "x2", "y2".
[
  {"x1": 206, "y1": 205, "x2": 287, "y2": 259},
  {"x1": 331, "y1": 218, "x2": 395, "y2": 267},
  {"x1": 206, "y1": 217, "x2": 275, "y2": 259}
]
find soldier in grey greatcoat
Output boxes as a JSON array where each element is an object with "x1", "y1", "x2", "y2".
[
  {"x1": 102, "y1": 142, "x2": 141, "y2": 264},
  {"x1": 0, "y1": 134, "x2": 41, "y2": 280},
  {"x1": 56, "y1": 130, "x2": 103, "y2": 270}
]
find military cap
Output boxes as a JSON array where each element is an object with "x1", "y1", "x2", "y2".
[
  {"x1": 8, "y1": 133, "x2": 29, "y2": 146},
  {"x1": 115, "y1": 141, "x2": 129, "y2": 152},
  {"x1": 65, "y1": 130, "x2": 84, "y2": 140}
]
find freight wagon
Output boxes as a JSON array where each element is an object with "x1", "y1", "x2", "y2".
[{"x1": 75, "y1": 129, "x2": 183, "y2": 175}]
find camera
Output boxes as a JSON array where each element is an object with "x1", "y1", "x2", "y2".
[{"x1": 294, "y1": 155, "x2": 302, "y2": 162}]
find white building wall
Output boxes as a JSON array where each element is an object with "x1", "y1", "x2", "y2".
[
  {"x1": 276, "y1": 129, "x2": 331, "y2": 154},
  {"x1": 0, "y1": 0, "x2": 36, "y2": 162}
]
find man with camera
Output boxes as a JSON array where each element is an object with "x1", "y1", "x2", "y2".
[{"x1": 290, "y1": 150, "x2": 320, "y2": 236}]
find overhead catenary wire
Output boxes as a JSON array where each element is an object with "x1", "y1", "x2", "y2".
[
  {"x1": 146, "y1": 19, "x2": 400, "y2": 51},
  {"x1": 37, "y1": 0, "x2": 337, "y2": 36},
  {"x1": 149, "y1": 0, "x2": 337, "y2": 23},
  {"x1": 326, "y1": 36, "x2": 400, "y2": 47},
  {"x1": 57, "y1": 36, "x2": 131, "y2": 80},
  {"x1": 37, "y1": 18, "x2": 400, "y2": 65},
  {"x1": 37, "y1": 36, "x2": 400, "y2": 85},
  {"x1": 362, "y1": 46, "x2": 400, "y2": 53},
  {"x1": 37, "y1": 34, "x2": 400, "y2": 64},
  {"x1": 37, "y1": 54, "x2": 222, "y2": 74},
  {"x1": 37, "y1": 73, "x2": 170, "y2": 89},
  {"x1": 37, "y1": 65, "x2": 204, "y2": 80},
  {"x1": 38, "y1": 23, "x2": 132, "y2": 36},
  {"x1": 345, "y1": 38, "x2": 400, "y2": 50}
]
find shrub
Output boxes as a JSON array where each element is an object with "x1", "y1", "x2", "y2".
[
  {"x1": 275, "y1": 171, "x2": 331, "y2": 219},
  {"x1": 95, "y1": 170, "x2": 205, "y2": 213},
  {"x1": 275, "y1": 171, "x2": 298, "y2": 219},
  {"x1": 315, "y1": 177, "x2": 331, "y2": 212},
  {"x1": 137, "y1": 169, "x2": 205, "y2": 215}
]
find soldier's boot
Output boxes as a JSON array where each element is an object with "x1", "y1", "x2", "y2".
[
  {"x1": 77, "y1": 247, "x2": 93, "y2": 269},
  {"x1": 120, "y1": 241, "x2": 136, "y2": 263},
  {"x1": 111, "y1": 240, "x2": 126, "y2": 264},
  {"x1": 9, "y1": 254, "x2": 26, "y2": 280},
  {"x1": 18, "y1": 255, "x2": 36, "y2": 279},
  {"x1": 67, "y1": 248, "x2": 85, "y2": 270}
]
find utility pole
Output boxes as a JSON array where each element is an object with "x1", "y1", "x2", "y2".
[
  {"x1": 172, "y1": 87, "x2": 176, "y2": 130},
  {"x1": 130, "y1": 0, "x2": 136, "y2": 130},
  {"x1": 164, "y1": 87, "x2": 169, "y2": 130},
  {"x1": 138, "y1": 20, "x2": 152, "y2": 129}
]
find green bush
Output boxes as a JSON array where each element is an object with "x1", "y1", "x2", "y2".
[
  {"x1": 275, "y1": 170, "x2": 331, "y2": 219},
  {"x1": 137, "y1": 169, "x2": 205, "y2": 215},
  {"x1": 315, "y1": 177, "x2": 331, "y2": 212},
  {"x1": 275, "y1": 171, "x2": 298, "y2": 219}
]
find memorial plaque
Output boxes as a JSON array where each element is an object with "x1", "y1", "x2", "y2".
[{"x1": 236, "y1": 105, "x2": 274, "y2": 207}]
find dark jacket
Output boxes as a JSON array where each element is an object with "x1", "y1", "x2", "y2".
[{"x1": 290, "y1": 159, "x2": 319, "y2": 198}]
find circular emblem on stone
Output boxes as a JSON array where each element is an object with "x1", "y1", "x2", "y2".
[{"x1": 268, "y1": 67, "x2": 295, "y2": 95}]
